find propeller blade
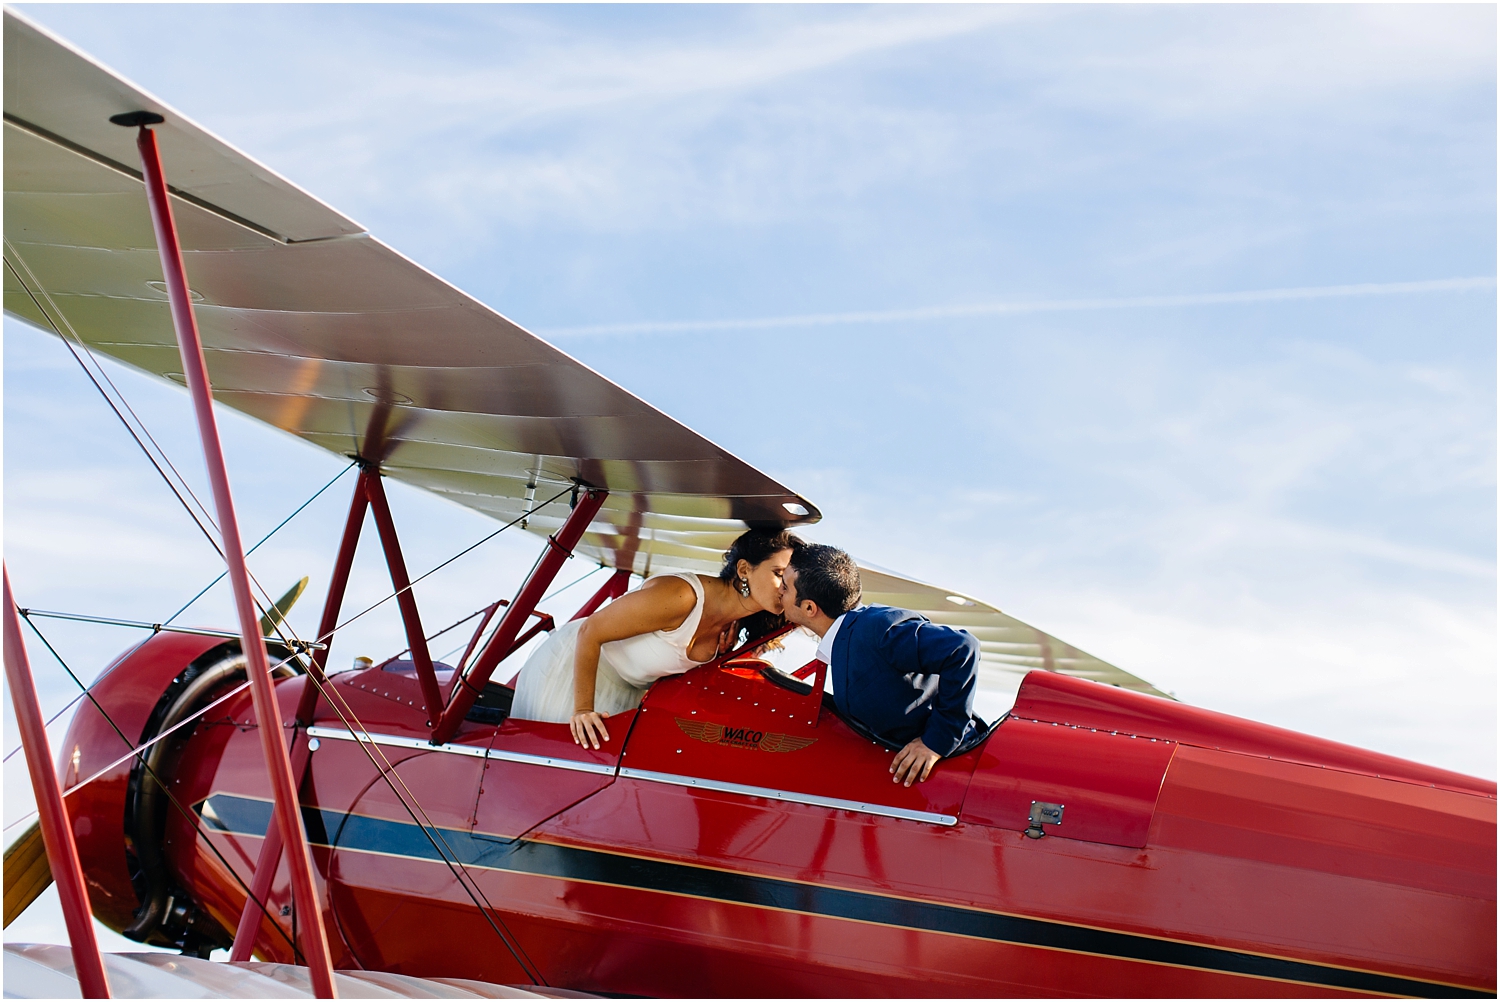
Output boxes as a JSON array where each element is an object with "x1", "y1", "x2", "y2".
[
  {"x1": 2, "y1": 820, "x2": 51, "y2": 928},
  {"x1": 259, "y1": 576, "x2": 309, "y2": 637}
]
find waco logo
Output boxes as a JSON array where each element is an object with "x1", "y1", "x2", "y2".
[{"x1": 675, "y1": 717, "x2": 817, "y2": 753}]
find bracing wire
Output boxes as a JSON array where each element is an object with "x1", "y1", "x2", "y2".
[
  {"x1": 16, "y1": 616, "x2": 304, "y2": 961},
  {"x1": 134, "y1": 494, "x2": 557, "y2": 975},
  {"x1": 3, "y1": 241, "x2": 230, "y2": 538},
  {"x1": 2, "y1": 675, "x2": 253, "y2": 835},
  {"x1": 14, "y1": 603, "x2": 332, "y2": 964},
  {"x1": 10, "y1": 494, "x2": 551, "y2": 973},
  {"x1": 241, "y1": 559, "x2": 546, "y2": 980},
  {"x1": 438, "y1": 562, "x2": 607, "y2": 667},
  {"x1": 316, "y1": 484, "x2": 574, "y2": 644},
  {"x1": 3, "y1": 249, "x2": 226, "y2": 556},
  {"x1": 1, "y1": 461, "x2": 357, "y2": 767},
  {"x1": 384, "y1": 604, "x2": 494, "y2": 666},
  {"x1": 3, "y1": 244, "x2": 337, "y2": 668},
  {"x1": 163, "y1": 460, "x2": 358, "y2": 625},
  {"x1": 240, "y1": 529, "x2": 548, "y2": 978},
  {"x1": 541, "y1": 563, "x2": 608, "y2": 603},
  {"x1": 8, "y1": 604, "x2": 316, "y2": 957},
  {"x1": 4, "y1": 245, "x2": 561, "y2": 976},
  {"x1": 0, "y1": 254, "x2": 351, "y2": 959},
  {"x1": 393, "y1": 555, "x2": 597, "y2": 665},
  {"x1": 232, "y1": 525, "x2": 551, "y2": 979},
  {"x1": 293, "y1": 664, "x2": 546, "y2": 984}
]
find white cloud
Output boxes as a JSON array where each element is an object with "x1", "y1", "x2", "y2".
[
  {"x1": 539, "y1": 277, "x2": 1496, "y2": 337},
  {"x1": 1021, "y1": 5, "x2": 1496, "y2": 120},
  {"x1": 252, "y1": 6, "x2": 1022, "y2": 136},
  {"x1": 5, "y1": 1, "x2": 1492, "y2": 842}
]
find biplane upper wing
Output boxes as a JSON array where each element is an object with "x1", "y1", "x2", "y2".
[
  {"x1": 856, "y1": 564, "x2": 1171, "y2": 699},
  {"x1": 3, "y1": 10, "x2": 1166, "y2": 698},
  {"x1": 2, "y1": 10, "x2": 819, "y2": 576}
]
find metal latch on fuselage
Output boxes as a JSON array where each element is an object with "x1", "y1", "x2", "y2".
[{"x1": 1026, "y1": 801, "x2": 1064, "y2": 838}]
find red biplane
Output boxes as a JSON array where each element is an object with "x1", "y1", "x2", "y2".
[{"x1": 3, "y1": 12, "x2": 1494, "y2": 999}]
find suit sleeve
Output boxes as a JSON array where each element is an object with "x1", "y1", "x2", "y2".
[{"x1": 878, "y1": 617, "x2": 980, "y2": 757}]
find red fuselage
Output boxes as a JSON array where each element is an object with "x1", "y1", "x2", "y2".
[{"x1": 61, "y1": 634, "x2": 1495, "y2": 997}]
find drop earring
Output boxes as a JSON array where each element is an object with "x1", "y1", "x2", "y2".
[{"x1": 736, "y1": 576, "x2": 751, "y2": 597}]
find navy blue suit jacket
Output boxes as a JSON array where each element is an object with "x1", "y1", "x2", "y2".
[{"x1": 828, "y1": 605, "x2": 980, "y2": 757}]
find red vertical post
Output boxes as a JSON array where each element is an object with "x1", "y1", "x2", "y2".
[
  {"x1": 130, "y1": 121, "x2": 336, "y2": 997},
  {"x1": 431, "y1": 488, "x2": 607, "y2": 744},
  {"x1": 3, "y1": 568, "x2": 111, "y2": 998},
  {"x1": 232, "y1": 472, "x2": 367, "y2": 962},
  {"x1": 229, "y1": 804, "x2": 285, "y2": 961},
  {"x1": 568, "y1": 568, "x2": 632, "y2": 622},
  {"x1": 363, "y1": 472, "x2": 443, "y2": 723},
  {"x1": 296, "y1": 470, "x2": 371, "y2": 726}
]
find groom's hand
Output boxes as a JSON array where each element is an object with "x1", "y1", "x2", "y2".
[{"x1": 890, "y1": 737, "x2": 940, "y2": 786}]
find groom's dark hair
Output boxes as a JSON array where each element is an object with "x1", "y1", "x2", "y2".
[{"x1": 789, "y1": 544, "x2": 861, "y2": 619}]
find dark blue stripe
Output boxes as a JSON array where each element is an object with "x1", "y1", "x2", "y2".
[{"x1": 197, "y1": 794, "x2": 1489, "y2": 999}]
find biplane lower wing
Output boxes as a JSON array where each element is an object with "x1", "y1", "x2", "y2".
[{"x1": 6, "y1": 13, "x2": 1493, "y2": 1000}]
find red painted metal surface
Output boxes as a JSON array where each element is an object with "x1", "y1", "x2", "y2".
[
  {"x1": 4, "y1": 568, "x2": 111, "y2": 998},
  {"x1": 1013, "y1": 669, "x2": 1494, "y2": 796},
  {"x1": 299, "y1": 471, "x2": 372, "y2": 724},
  {"x1": 60, "y1": 621, "x2": 1497, "y2": 996},
  {"x1": 960, "y1": 715, "x2": 1176, "y2": 847},
  {"x1": 233, "y1": 473, "x2": 369, "y2": 961},
  {"x1": 433, "y1": 489, "x2": 608, "y2": 744},
  {"x1": 1151, "y1": 744, "x2": 1494, "y2": 899},
  {"x1": 164, "y1": 675, "x2": 358, "y2": 970},
  {"x1": 56, "y1": 631, "x2": 229, "y2": 930},
  {"x1": 362, "y1": 471, "x2": 443, "y2": 724},
  {"x1": 133, "y1": 123, "x2": 336, "y2": 997},
  {"x1": 474, "y1": 715, "x2": 630, "y2": 840},
  {"x1": 229, "y1": 803, "x2": 283, "y2": 962},
  {"x1": 227, "y1": 722, "x2": 321, "y2": 962},
  {"x1": 165, "y1": 670, "x2": 497, "y2": 969},
  {"x1": 321, "y1": 746, "x2": 500, "y2": 974},
  {"x1": 624, "y1": 663, "x2": 981, "y2": 821}
]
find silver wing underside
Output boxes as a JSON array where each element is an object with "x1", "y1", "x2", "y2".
[
  {"x1": 2, "y1": 10, "x2": 1166, "y2": 699},
  {"x1": 3, "y1": 942, "x2": 555, "y2": 998},
  {"x1": 857, "y1": 567, "x2": 1170, "y2": 698}
]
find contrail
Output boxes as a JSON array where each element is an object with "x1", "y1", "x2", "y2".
[{"x1": 543, "y1": 276, "x2": 1496, "y2": 337}]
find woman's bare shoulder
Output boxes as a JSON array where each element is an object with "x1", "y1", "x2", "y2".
[
  {"x1": 637, "y1": 573, "x2": 699, "y2": 611},
  {"x1": 581, "y1": 573, "x2": 698, "y2": 639}
]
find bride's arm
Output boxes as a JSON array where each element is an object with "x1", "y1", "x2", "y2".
[{"x1": 570, "y1": 576, "x2": 697, "y2": 748}]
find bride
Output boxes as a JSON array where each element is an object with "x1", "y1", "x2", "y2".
[{"x1": 511, "y1": 528, "x2": 800, "y2": 748}]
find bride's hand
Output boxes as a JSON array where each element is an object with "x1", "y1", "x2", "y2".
[{"x1": 570, "y1": 710, "x2": 611, "y2": 749}]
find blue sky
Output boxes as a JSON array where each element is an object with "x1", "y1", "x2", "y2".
[{"x1": 4, "y1": 2, "x2": 1495, "y2": 950}]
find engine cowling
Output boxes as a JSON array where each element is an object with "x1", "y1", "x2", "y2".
[{"x1": 58, "y1": 632, "x2": 299, "y2": 956}]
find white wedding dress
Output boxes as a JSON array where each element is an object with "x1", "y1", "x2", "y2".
[{"x1": 510, "y1": 572, "x2": 713, "y2": 722}]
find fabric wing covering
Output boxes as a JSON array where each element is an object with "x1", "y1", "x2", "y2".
[
  {"x1": 1, "y1": 11, "x2": 1165, "y2": 701},
  {"x1": 4, "y1": 942, "x2": 564, "y2": 998},
  {"x1": 857, "y1": 566, "x2": 1170, "y2": 700}
]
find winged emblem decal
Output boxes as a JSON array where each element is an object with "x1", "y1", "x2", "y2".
[
  {"x1": 756, "y1": 731, "x2": 818, "y2": 753},
  {"x1": 676, "y1": 717, "x2": 816, "y2": 753}
]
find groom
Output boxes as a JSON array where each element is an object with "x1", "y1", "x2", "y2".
[{"x1": 779, "y1": 543, "x2": 981, "y2": 786}]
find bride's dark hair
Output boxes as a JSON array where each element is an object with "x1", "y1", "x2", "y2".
[{"x1": 720, "y1": 528, "x2": 803, "y2": 649}]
